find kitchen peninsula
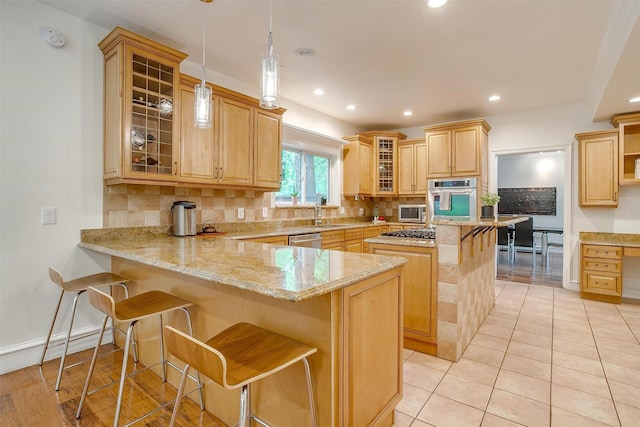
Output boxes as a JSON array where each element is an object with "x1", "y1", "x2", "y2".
[
  {"x1": 79, "y1": 230, "x2": 407, "y2": 427},
  {"x1": 367, "y1": 216, "x2": 528, "y2": 362}
]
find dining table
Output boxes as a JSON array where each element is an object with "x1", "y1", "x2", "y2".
[{"x1": 533, "y1": 226, "x2": 564, "y2": 265}]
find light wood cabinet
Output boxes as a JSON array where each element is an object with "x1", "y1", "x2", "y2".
[
  {"x1": 580, "y1": 243, "x2": 623, "y2": 303},
  {"x1": 101, "y1": 28, "x2": 283, "y2": 190},
  {"x1": 100, "y1": 27, "x2": 187, "y2": 185},
  {"x1": 243, "y1": 235, "x2": 288, "y2": 245},
  {"x1": 611, "y1": 112, "x2": 640, "y2": 185},
  {"x1": 576, "y1": 130, "x2": 619, "y2": 207},
  {"x1": 342, "y1": 134, "x2": 373, "y2": 196},
  {"x1": 178, "y1": 77, "x2": 283, "y2": 189},
  {"x1": 177, "y1": 81, "x2": 218, "y2": 184},
  {"x1": 423, "y1": 119, "x2": 490, "y2": 178},
  {"x1": 398, "y1": 138, "x2": 427, "y2": 195},
  {"x1": 343, "y1": 131, "x2": 406, "y2": 197},
  {"x1": 369, "y1": 243, "x2": 437, "y2": 355}
]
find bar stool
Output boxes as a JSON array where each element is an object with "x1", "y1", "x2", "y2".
[
  {"x1": 39, "y1": 267, "x2": 132, "y2": 391},
  {"x1": 76, "y1": 286, "x2": 204, "y2": 427},
  {"x1": 164, "y1": 322, "x2": 318, "y2": 427}
]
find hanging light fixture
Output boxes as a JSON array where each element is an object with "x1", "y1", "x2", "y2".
[
  {"x1": 260, "y1": 0, "x2": 279, "y2": 109},
  {"x1": 194, "y1": 0, "x2": 213, "y2": 128}
]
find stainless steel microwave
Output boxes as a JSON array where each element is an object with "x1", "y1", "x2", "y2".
[
  {"x1": 428, "y1": 178, "x2": 477, "y2": 221},
  {"x1": 398, "y1": 204, "x2": 426, "y2": 223}
]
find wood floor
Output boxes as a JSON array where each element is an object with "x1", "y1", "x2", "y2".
[
  {"x1": 0, "y1": 343, "x2": 226, "y2": 427},
  {"x1": 496, "y1": 248, "x2": 563, "y2": 287}
]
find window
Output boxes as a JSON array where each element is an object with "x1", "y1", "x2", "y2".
[{"x1": 277, "y1": 148, "x2": 331, "y2": 204}]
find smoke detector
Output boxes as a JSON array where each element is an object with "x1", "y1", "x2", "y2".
[{"x1": 40, "y1": 27, "x2": 66, "y2": 48}]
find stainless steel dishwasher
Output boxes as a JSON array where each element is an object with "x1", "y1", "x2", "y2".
[{"x1": 288, "y1": 233, "x2": 322, "y2": 248}]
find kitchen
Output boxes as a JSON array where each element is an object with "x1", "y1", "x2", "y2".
[{"x1": 2, "y1": 1, "x2": 640, "y2": 426}]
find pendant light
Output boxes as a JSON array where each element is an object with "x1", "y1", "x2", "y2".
[
  {"x1": 260, "y1": 0, "x2": 279, "y2": 109},
  {"x1": 194, "y1": 0, "x2": 213, "y2": 128}
]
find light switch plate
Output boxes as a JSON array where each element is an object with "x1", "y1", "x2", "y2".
[
  {"x1": 238, "y1": 207, "x2": 245, "y2": 219},
  {"x1": 42, "y1": 207, "x2": 56, "y2": 225},
  {"x1": 358, "y1": 208, "x2": 364, "y2": 216},
  {"x1": 339, "y1": 206, "x2": 345, "y2": 215},
  {"x1": 262, "y1": 207, "x2": 268, "y2": 218}
]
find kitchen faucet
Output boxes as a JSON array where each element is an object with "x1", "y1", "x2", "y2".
[{"x1": 315, "y1": 193, "x2": 323, "y2": 226}]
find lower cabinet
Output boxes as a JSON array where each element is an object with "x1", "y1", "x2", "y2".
[
  {"x1": 369, "y1": 243, "x2": 437, "y2": 355},
  {"x1": 580, "y1": 243, "x2": 623, "y2": 303},
  {"x1": 243, "y1": 235, "x2": 288, "y2": 245}
]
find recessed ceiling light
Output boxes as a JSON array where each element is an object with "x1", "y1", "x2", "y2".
[
  {"x1": 428, "y1": 0, "x2": 447, "y2": 8},
  {"x1": 295, "y1": 47, "x2": 316, "y2": 57},
  {"x1": 313, "y1": 88, "x2": 325, "y2": 95},
  {"x1": 629, "y1": 96, "x2": 640, "y2": 103},
  {"x1": 489, "y1": 95, "x2": 501, "y2": 101},
  {"x1": 346, "y1": 104, "x2": 357, "y2": 110},
  {"x1": 403, "y1": 111, "x2": 413, "y2": 116}
]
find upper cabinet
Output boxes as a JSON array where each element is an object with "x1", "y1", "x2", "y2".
[
  {"x1": 611, "y1": 112, "x2": 640, "y2": 186},
  {"x1": 100, "y1": 27, "x2": 284, "y2": 190},
  {"x1": 423, "y1": 119, "x2": 490, "y2": 179},
  {"x1": 100, "y1": 27, "x2": 187, "y2": 185},
  {"x1": 342, "y1": 134, "x2": 373, "y2": 196},
  {"x1": 398, "y1": 138, "x2": 427, "y2": 196},
  {"x1": 576, "y1": 130, "x2": 619, "y2": 207},
  {"x1": 343, "y1": 131, "x2": 406, "y2": 197}
]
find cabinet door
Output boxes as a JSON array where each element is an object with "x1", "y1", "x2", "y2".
[
  {"x1": 398, "y1": 144, "x2": 415, "y2": 195},
  {"x1": 414, "y1": 142, "x2": 427, "y2": 193},
  {"x1": 218, "y1": 97, "x2": 253, "y2": 186},
  {"x1": 123, "y1": 46, "x2": 180, "y2": 182},
  {"x1": 254, "y1": 109, "x2": 282, "y2": 189},
  {"x1": 577, "y1": 132, "x2": 618, "y2": 207},
  {"x1": 375, "y1": 136, "x2": 397, "y2": 195},
  {"x1": 451, "y1": 126, "x2": 480, "y2": 176},
  {"x1": 425, "y1": 131, "x2": 451, "y2": 178},
  {"x1": 359, "y1": 143, "x2": 373, "y2": 195},
  {"x1": 178, "y1": 85, "x2": 217, "y2": 184}
]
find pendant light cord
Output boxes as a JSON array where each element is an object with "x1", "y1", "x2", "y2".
[
  {"x1": 201, "y1": 0, "x2": 207, "y2": 84},
  {"x1": 268, "y1": 0, "x2": 273, "y2": 56}
]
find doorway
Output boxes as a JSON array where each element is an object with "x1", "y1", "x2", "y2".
[{"x1": 490, "y1": 147, "x2": 571, "y2": 287}]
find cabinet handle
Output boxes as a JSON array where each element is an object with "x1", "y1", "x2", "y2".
[
  {"x1": 219, "y1": 167, "x2": 223, "y2": 179},
  {"x1": 614, "y1": 192, "x2": 617, "y2": 201},
  {"x1": 214, "y1": 166, "x2": 218, "y2": 179},
  {"x1": 173, "y1": 161, "x2": 177, "y2": 175}
]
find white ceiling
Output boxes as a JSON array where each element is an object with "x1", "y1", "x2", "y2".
[{"x1": 40, "y1": 0, "x2": 640, "y2": 130}]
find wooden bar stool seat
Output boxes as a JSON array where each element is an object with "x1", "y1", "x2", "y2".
[
  {"x1": 76, "y1": 287, "x2": 204, "y2": 427},
  {"x1": 39, "y1": 267, "x2": 131, "y2": 391},
  {"x1": 164, "y1": 322, "x2": 318, "y2": 427}
]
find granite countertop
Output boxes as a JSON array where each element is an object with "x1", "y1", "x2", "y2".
[
  {"x1": 579, "y1": 232, "x2": 640, "y2": 248},
  {"x1": 79, "y1": 236, "x2": 407, "y2": 302},
  {"x1": 364, "y1": 236, "x2": 437, "y2": 248},
  {"x1": 430, "y1": 216, "x2": 529, "y2": 227}
]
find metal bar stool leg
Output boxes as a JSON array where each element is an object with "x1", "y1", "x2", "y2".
[
  {"x1": 303, "y1": 357, "x2": 318, "y2": 427},
  {"x1": 54, "y1": 290, "x2": 85, "y2": 391},
  {"x1": 113, "y1": 320, "x2": 138, "y2": 427},
  {"x1": 168, "y1": 363, "x2": 191, "y2": 427},
  {"x1": 76, "y1": 315, "x2": 109, "y2": 419},
  {"x1": 39, "y1": 289, "x2": 65, "y2": 366},
  {"x1": 239, "y1": 385, "x2": 249, "y2": 427}
]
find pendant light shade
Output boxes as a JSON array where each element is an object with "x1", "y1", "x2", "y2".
[
  {"x1": 260, "y1": 1, "x2": 279, "y2": 109},
  {"x1": 195, "y1": 0, "x2": 213, "y2": 128}
]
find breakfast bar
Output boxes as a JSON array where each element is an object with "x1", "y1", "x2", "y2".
[{"x1": 79, "y1": 231, "x2": 407, "y2": 427}]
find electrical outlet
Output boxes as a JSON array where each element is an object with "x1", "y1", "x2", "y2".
[
  {"x1": 42, "y1": 207, "x2": 56, "y2": 225},
  {"x1": 358, "y1": 208, "x2": 364, "y2": 216},
  {"x1": 238, "y1": 207, "x2": 245, "y2": 219},
  {"x1": 339, "y1": 206, "x2": 345, "y2": 215},
  {"x1": 262, "y1": 207, "x2": 268, "y2": 218}
]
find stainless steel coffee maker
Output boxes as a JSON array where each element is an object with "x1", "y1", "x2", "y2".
[{"x1": 171, "y1": 201, "x2": 196, "y2": 236}]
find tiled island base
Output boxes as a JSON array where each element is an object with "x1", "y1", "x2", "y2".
[{"x1": 435, "y1": 224, "x2": 500, "y2": 362}]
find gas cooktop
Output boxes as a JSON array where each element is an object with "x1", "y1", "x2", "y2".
[{"x1": 382, "y1": 228, "x2": 436, "y2": 239}]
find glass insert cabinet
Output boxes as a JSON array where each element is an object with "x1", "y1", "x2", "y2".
[{"x1": 99, "y1": 27, "x2": 187, "y2": 184}]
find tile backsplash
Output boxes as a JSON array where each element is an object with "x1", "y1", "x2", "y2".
[{"x1": 103, "y1": 184, "x2": 426, "y2": 228}]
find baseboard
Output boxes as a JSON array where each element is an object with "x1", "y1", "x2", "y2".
[{"x1": 0, "y1": 326, "x2": 113, "y2": 375}]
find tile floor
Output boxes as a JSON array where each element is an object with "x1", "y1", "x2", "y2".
[{"x1": 393, "y1": 280, "x2": 640, "y2": 427}]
